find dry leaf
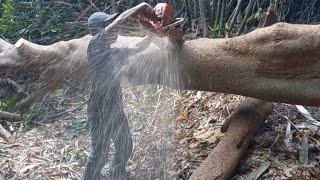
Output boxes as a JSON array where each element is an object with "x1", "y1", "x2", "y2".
[{"x1": 180, "y1": 108, "x2": 190, "y2": 121}]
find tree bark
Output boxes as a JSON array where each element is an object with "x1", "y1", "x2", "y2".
[
  {"x1": 1, "y1": 23, "x2": 320, "y2": 106},
  {"x1": 189, "y1": 98, "x2": 274, "y2": 180}
]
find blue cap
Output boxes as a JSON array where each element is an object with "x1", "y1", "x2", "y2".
[{"x1": 88, "y1": 12, "x2": 118, "y2": 31}]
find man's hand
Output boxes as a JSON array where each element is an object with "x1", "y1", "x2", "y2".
[
  {"x1": 103, "y1": 3, "x2": 156, "y2": 34},
  {"x1": 137, "y1": 3, "x2": 157, "y2": 22},
  {"x1": 114, "y1": 3, "x2": 155, "y2": 26}
]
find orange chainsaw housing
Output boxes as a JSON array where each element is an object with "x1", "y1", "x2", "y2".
[{"x1": 153, "y1": 3, "x2": 182, "y2": 45}]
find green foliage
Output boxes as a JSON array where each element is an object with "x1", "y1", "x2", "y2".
[
  {"x1": 68, "y1": 120, "x2": 89, "y2": 138},
  {"x1": 212, "y1": 20, "x2": 230, "y2": 38},
  {"x1": 0, "y1": 0, "x2": 87, "y2": 43},
  {"x1": 246, "y1": 8, "x2": 263, "y2": 24},
  {"x1": 0, "y1": 1, "x2": 17, "y2": 41},
  {"x1": 60, "y1": 145, "x2": 87, "y2": 165},
  {"x1": 0, "y1": 94, "x2": 18, "y2": 112}
]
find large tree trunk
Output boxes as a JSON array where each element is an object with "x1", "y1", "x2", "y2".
[
  {"x1": 1, "y1": 23, "x2": 320, "y2": 106},
  {"x1": 180, "y1": 23, "x2": 320, "y2": 105}
]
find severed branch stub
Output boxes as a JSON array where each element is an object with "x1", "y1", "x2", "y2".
[
  {"x1": 190, "y1": 98, "x2": 274, "y2": 180},
  {"x1": 0, "y1": 124, "x2": 15, "y2": 143}
]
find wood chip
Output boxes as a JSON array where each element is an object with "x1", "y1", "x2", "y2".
[
  {"x1": 0, "y1": 124, "x2": 15, "y2": 143},
  {"x1": 284, "y1": 121, "x2": 292, "y2": 148},
  {"x1": 246, "y1": 162, "x2": 271, "y2": 180},
  {"x1": 299, "y1": 135, "x2": 309, "y2": 165}
]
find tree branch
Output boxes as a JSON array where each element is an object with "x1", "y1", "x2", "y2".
[
  {"x1": 0, "y1": 110, "x2": 22, "y2": 122},
  {"x1": 190, "y1": 98, "x2": 274, "y2": 180}
]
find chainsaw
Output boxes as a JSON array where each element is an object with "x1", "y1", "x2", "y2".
[{"x1": 141, "y1": 3, "x2": 184, "y2": 45}]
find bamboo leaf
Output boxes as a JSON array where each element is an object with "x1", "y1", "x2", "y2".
[{"x1": 246, "y1": 163, "x2": 271, "y2": 180}]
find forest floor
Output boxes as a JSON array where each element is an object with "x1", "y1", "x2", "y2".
[{"x1": 0, "y1": 80, "x2": 320, "y2": 180}]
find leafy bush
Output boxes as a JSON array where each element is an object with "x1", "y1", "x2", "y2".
[{"x1": 0, "y1": 0, "x2": 88, "y2": 44}]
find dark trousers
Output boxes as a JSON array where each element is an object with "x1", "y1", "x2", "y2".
[{"x1": 83, "y1": 91, "x2": 133, "y2": 180}]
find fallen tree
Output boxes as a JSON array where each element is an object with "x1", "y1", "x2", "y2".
[{"x1": 1, "y1": 23, "x2": 320, "y2": 108}]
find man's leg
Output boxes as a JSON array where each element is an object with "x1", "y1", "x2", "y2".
[
  {"x1": 110, "y1": 111, "x2": 133, "y2": 178},
  {"x1": 83, "y1": 96, "x2": 111, "y2": 180}
]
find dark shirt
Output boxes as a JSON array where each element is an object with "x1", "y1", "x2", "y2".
[{"x1": 87, "y1": 32, "x2": 129, "y2": 105}]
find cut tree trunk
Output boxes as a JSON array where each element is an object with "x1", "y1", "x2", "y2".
[
  {"x1": 0, "y1": 110, "x2": 21, "y2": 122},
  {"x1": 1, "y1": 23, "x2": 320, "y2": 106},
  {"x1": 130, "y1": 23, "x2": 320, "y2": 106},
  {"x1": 189, "y1": 98, "x2": 274, "y2": 180},
  {"x1": 0, "y1": 35, "x2": 91, "y2": 108},
  {"x1": 0, "y1": 124, "x2": 15, "y2": 143}
]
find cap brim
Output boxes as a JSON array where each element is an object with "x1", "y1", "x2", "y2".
[{"x1": 103, "y1": 13, "x2": 118, "y2": 22}]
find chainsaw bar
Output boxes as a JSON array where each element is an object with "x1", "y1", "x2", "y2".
[{"x1": 162, "y1": 18, "x2": 185, "y2": 31}]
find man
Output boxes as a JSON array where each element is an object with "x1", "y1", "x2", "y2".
[{"x1": 83, "y1": 3, "x2": 156, "y2": 180}]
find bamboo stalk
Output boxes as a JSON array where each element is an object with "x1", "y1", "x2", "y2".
[
  {"x1": 219, "y1": 0, "x2": 226, "y2": 36},
  {"x1": 227, "y1": 0, "x2": 235, "y2": 14},
  {"x1": 193, "y1": 0, "x2": 199, "y2": 19},
  {"x1": 210, "y1": 0, "x2": 218, "y2": 25},
  {"x1": 199, "y1": 0, "x2": 209, "y2": 37},
  {"x1": 237, "y1": 0, "x2": 255, "y2": 35},
  {"x1": 216, "y1": 0, "x2": 222, "y2": 24}
]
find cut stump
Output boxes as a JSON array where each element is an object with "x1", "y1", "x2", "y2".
[{"x1": 0, "y1": 124, "x2": 15, "y2": 143}]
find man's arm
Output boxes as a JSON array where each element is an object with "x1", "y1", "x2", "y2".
[{"x1": 103, "y1": 3, "x2": 156, "y2": 35}]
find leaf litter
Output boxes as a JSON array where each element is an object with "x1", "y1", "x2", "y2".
[{"x1": 0, "y1": 80, "x2": 319, "y2": 179}]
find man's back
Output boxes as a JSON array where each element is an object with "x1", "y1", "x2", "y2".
[{"x1": 87, "y1": 33, "x2": 129, "y2": 95}]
